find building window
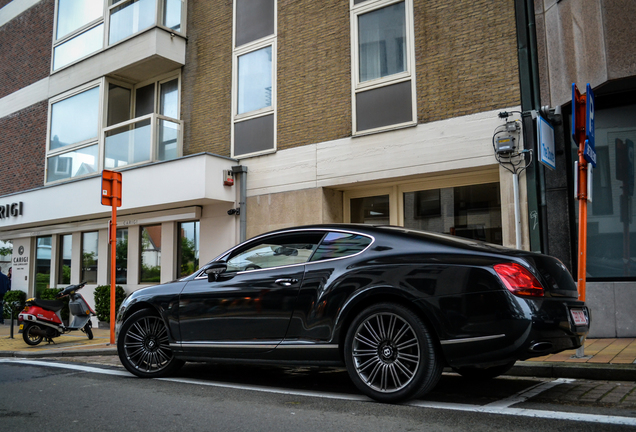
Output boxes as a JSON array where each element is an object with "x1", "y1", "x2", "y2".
[
  {"x1": 351, "y1": 0, "x2": 416, "y2": 135},
  {"x1": 35, "y1": 236, "x2": 52, "y2": 297},
  {"x1": 403, "y1": 183, "x2": 503, "y2": 245},
  {"x1": 109, "y1": 0, "x2": 157, "y2": 45},
  {"x1": 53, "y1": 0, "x2": 104, "y2": 71},
  {"x1": 573, "y1": 98, "x2": 636, "y2": 279},
  {"x1": 115, "y1": 228, "x2": 128, "y2": 284},
  {"x1": 58, "y1": 234, "x2": 72, "y2": 285},
  {"x1": 231, "y1": 0, "x2": 277, "y2": 158},
  {"x1": 46, "y1": 83, "x2": 101, "y2": 183},
  {"x1": 178, "y1": 221, "x2": 199, "y2": 278},
  {"x1": 103, "y1": 75, "x2": 182, "y2": 169},
  {"x1": 140, "y1": 225, "x2": 161, "y2": 283},
  {"x1": 82, "y1": 232, "x2": 99, "y2": 283},
  {"x1": 350, "y1": 195, "x2": 391, "y2": 224},
  {"x1": 52, "y1": 0, "x2": 187, "y2": 72},
  {"x1": 344, "y1": 171, "x2": 503, "y2": 242},
  {"x1": 46, "y1": 74, "x2": 182, "y2": 184}
]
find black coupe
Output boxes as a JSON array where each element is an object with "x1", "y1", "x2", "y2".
[{"x1": 116, "y1": 224, "x2": 590, "y2": 402}]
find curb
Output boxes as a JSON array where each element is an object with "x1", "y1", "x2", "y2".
[
  {"x1": 0, "y1": 346, "x2": 117, "y2": 358},
  {"x1": 509, "y1": 361, "x2": 636, "y2": 382}
]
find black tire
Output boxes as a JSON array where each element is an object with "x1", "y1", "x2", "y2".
[
  {"x1": 344, "y1": 303, "x2": 442, "y2": 403},
  {"x1": 84, "y1": 322, "x2": 93, "y2": 340},
  {"x1": 22, "y1": 323, "x2": 44, "y2": 346},
  {"x1": 117, "y1": 309, "x2": 184, "y2": 378},
  {"x1": 453, "y1": 361, "x2": 516, "y2": 380}
]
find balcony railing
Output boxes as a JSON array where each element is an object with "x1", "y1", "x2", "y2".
[{"x1": 103, "y1": 114, "x2": 182, "y2": 169}]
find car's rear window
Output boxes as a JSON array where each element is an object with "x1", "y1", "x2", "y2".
[{"x1": 309, "y1": 232, "x2": 372, "y2": 262}]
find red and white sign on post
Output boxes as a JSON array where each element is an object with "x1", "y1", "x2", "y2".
[{"x1": 101, "y1": 170, "x2": 122, "y2": 344}]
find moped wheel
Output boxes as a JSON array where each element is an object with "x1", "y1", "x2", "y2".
[
  {"x1": 84, "y1": 322, "x2": 94, "y2": 340},
  {"x1": 22, "y1": 323, "x2": 44, "y2": 346},
  {"x1": 117, "y1": 309, "x2": 184, "y2": 378}
]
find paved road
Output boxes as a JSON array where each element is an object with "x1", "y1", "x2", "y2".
[{"x1": 1, "y1": 358, "x2": 635, "y2": 431}]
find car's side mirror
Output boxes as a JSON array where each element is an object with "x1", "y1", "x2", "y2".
[{"x1": 205, "y1": 262, "x2": 228, "y2": 282}]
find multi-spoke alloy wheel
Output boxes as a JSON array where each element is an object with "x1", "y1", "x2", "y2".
[
  {"x1": 344, "y1": 303, "x2": 441, "y2": 403},
  {"x1": 117, "y1": 309, "x2": 184, "y2": 378}
]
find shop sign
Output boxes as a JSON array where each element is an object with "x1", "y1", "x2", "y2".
[
  {"x1": 13, "y1": 245, "x2": 29, "y2": 267},
  {"x1": 0, "y1": 202, "x2": 23, "y2": 219}
]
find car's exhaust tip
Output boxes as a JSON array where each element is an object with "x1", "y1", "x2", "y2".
[{"x1": 529, "y1": 341, "x2": 554, "y2": 353}]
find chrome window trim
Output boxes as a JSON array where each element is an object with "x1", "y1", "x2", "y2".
[
  {"x1": 439, "y1": 334, "x2": 506, "y2": 345},
  {"x1": 276, "y1": 343, "x2": 338, "y2": 350},
  {"x1": 194, "y1": 228, "x2": 376, "y2": 279},
  {"x1": 175, "y1": 342, "x2": 278, "y2": 349}
]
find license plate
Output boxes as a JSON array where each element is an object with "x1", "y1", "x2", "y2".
[
  {"x1": 19, "y1": 324, "x2": 23, "y2": 330},
  {"x1": 571, "y1": 309, "x2": 588, "y2": 326}
]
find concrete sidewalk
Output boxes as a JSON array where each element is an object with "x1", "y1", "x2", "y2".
[
  {"x1": 1, "y1": 320, "x2": 635, "y2": 381},
  {"x1": 0, "y1": 320, "x2": 116, "y2": 358}
]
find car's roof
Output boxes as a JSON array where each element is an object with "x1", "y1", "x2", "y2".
[{"x1": 257, "y1": 224, "x2": 518, "y2": 255}]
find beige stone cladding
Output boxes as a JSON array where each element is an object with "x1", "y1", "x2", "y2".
[{"x1": 246, "y1": 188, "x2": 343, "y2": 239}]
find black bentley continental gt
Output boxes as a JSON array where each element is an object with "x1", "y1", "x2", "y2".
[{"x1": 116, "y1": 224, "x2": 590, "y2": 402}]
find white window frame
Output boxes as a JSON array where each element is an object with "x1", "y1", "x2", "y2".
[
  {"x1": 230, "y1": 0, "x2": 277, "y2": 159},
  {"x1": 51, "y1": 0, "x2": 188, "y2": 73},
  {"x1": 350, "y1": 0, "x2": 417, "y2": 136},
  {"x1": 45, "y1": 79, "x2": 105, "y2": 185},
  {"x1": 343, "y1": 168, "x2": 501, "y2": 226}
]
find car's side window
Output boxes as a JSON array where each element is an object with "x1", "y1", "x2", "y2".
[
  {"x1": 309, "y1": 232, "x2": 373, "y2": 262},
  {"x1": 226, "y1": 232, "x2": 325, "y2": 272}
]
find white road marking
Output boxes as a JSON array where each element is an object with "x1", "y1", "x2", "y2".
[
  {"x1": 485, "y1": 378, "x2": 576, "y2": 408},
  {"x1": 2, "y1": 358, "x2": 636, "y2": 426}
]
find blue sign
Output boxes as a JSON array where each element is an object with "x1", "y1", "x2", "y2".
[
  {"x1": 584, "y1": 140, "x2": 597, "y2": 167},
  {"x1": 584, "y1": 83, "x2": 596, "y2": 167},
  {"x1": 537, "y1": 115, "x2": 556, "y2": 170}
]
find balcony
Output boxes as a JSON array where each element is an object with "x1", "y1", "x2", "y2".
[
  {"x1": 49, "y1": 0, "x2": 186, "y2": 99},
  {"x1": 104, "y1": 114, "x2": 182, "y2": 169}
]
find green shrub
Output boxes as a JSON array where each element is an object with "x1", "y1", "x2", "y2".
[
  {"x1": 2, "y1": 290, "x2": 26, "y2": 320},
  {"x1": 94, "y1": 285, "x2": 126, "y2": 322},
  {"x1": 39, "y1": 287, "x2": 69, "y2": 321}
]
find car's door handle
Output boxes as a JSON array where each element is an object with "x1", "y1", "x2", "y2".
[{"x1": 275, "y1": 278, "x2": 298, "y2": 286}]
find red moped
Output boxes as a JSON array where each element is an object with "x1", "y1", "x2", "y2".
[{"x1": 18, "y1": 282, "x2": 95, "y2": 345}]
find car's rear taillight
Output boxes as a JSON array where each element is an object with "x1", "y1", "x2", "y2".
[{"x1": 494, "y1": 263, "x2": 544, "y2": 297}]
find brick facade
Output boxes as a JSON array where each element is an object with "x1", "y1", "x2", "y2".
[
  {"x1": 277, "y1": 0, "x2": 352, "y2": 151},
  {"x1": 0, "y1": 102, "x2": 47, "y2": 195},
  {"x1": 0, "y1": 0, "x2": 53, "y2": 99},
  {"x1": 414, "y1": 0, "x2": 520, "y2": 123},
  {"x1": 181, "y1": 0, "x2": 520, "y2": 157},
  {"x1": 181, "y1": 0, "x2": 233, "y2": 157}
]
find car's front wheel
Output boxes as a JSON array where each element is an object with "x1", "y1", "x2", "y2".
[
  {"x1": 344, "y1": 303, "x2": 442, "y2": 403},
  {"x1": 117, "y1": 309, "x2": 184, "y2": 378}
]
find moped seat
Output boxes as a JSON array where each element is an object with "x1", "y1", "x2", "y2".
[{"x1": 31, "y1": 299, "x2": 64, "y2": 312}]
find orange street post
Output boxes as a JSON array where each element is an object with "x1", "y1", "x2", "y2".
[
  {"x1": 101, "y1": 170, "x2": 122, "y2": 344},
  {"x1": 572, "y1": 83, "x2": 596, "y2": 303}
]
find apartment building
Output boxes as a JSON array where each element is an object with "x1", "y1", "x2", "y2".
[{"x1": 0, "y1": 0, "x2": 527, "y2": 324}]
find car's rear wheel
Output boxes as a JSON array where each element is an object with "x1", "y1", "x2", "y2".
[
  {"x1": 344, "y1": 303, "x2": 442, "y2": 403},
  {"x1": 452, "y1": 361, "x2": 516, "y2": 380},
  {"x1": 117, "y1": 309, "x2": 184, "y2": 378}
]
